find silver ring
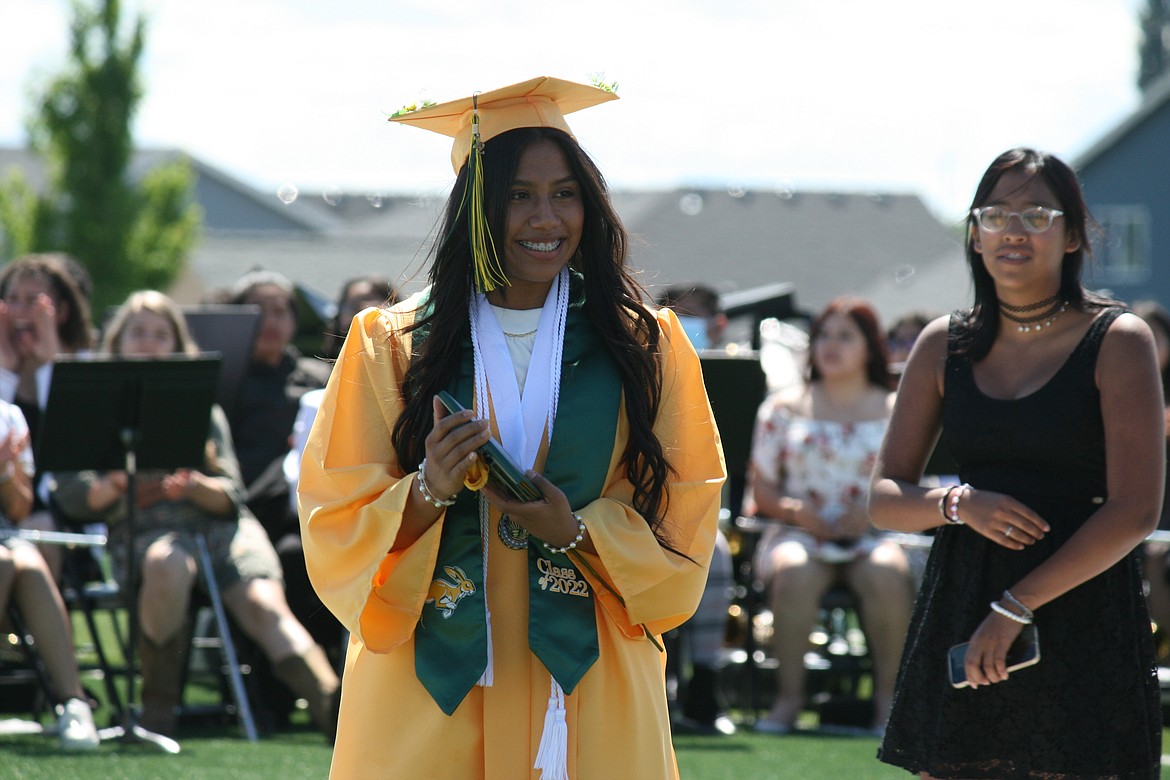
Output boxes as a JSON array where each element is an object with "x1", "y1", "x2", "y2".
[{"x1": 1004, "y1": 526, "x2": 1013, "y2": 538}]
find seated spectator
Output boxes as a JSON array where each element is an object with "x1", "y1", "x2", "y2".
[
  {"x1": 747, "y1": 296, "x2": 912, "y2": 735},
  {"x1": 657, "y1": 284, "x2": 728, "y2": 352},
  {"x1": 224, "y1": 270, "x2": 331, "y2": 540},
  {"x1": 222, "y1": 270, "x2": 339, "y2": 725},
  {"x1": 0, "y1": 253, "x2": 95, "y2": 578},
  {"x1": 885, "y1": 309, "x2": 935, "y2": 379},
  {"x1": 285, "y1": 276, "x2": 398, "y2": 516},
  {"x1": 51, "y1": 291, "x2": 340, "y2": 740},
  {"x1": 320, "y1": 275, "x2": 398, "y2": 361},
  {"x1": 0, "y1": 398, "x2": 98, "y2": 750}
]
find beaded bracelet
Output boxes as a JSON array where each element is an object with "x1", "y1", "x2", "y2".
[
  {"x1": 946, "y1": 483, "x2": 972, "y2": 525},
  {"x1": 1001, "y1": 590, "x2": 1035, "y2": 621},
  {"x1": 938, "y1": 485, "x2": 960, "y2": 524},
  {"x1": 990, "y1": 600, "x2": 1033, "y2": 625},
  {"x1": 543, "y1": 513, "x2": 586, "y2": 555},
  {"x1": 417, "y1": 458, "x2": 458, "y2": 508}
]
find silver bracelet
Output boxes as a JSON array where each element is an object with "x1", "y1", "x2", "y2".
[
  {"x1": 990, "y1": 600, "x2": 1032, "y2": 625},
  {"x1": 543, "y1": 513, "x2": 585, "y2": 555},
  {"x1": 417, "y1": 458, "x2": 457, "y2": 508},
  {"x1": 1001, "y1": 589, "x2": 1035, "y2": 621}
]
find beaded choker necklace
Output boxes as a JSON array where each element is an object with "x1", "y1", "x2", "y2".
[{"x1": 1000, "y1": 295, "x2": 1067, "y2": 333}]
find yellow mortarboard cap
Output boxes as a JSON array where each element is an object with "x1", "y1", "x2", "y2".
[{"x1": 389, "y1": 76, "x2": 618, "y2": 173}]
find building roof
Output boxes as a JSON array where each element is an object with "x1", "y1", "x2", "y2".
[
  {"x1": 1076, "y1": 69, "x2": 1170, "y2": 169},
  {"x1": 1, "y1": 146, "x2": 969, "y2": 325}
]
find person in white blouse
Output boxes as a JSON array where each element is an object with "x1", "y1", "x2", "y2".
[
  {"x1": 0, "y1": 253, "x2": 95, "y2": 579},
  {"x1": 747, "y1": 296, "x2": 912, "y2": 736}
]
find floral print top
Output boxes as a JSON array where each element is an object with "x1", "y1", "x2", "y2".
[{"x1": 750, "y1": 394, "x2": 888, "y2": 525}]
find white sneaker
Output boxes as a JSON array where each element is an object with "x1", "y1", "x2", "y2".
[{"x1": 57, "y1": 698, "x2": 100, "y2": 751}]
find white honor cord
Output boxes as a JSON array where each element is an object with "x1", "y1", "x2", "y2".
[
  {"x1": 469, "y1": 268, "x2": 570, "y2": 690},
  {"x1": 475, "y1": 491, "x2": 494, "y2": 687},
  {"x1": 470, "y1": 309, "x2": 494, "y2": 687}
]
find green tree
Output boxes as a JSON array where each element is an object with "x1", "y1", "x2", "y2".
[
  {"x1": 0, "y1": 0, "x2": 201, "y2": 315},
  {"x1": 1139, "y1": 0, "x2": 1170, "y2": 92}
]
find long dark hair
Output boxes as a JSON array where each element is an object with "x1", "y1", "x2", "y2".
[
  {"x1": 956, "y1": 148, "x2": 1115, "y2": 360},
  {"x1": 391, "y1": 127, "x2": 675, "y2": 544},
  {"x1": 0, "y1": 253, "x2": 94, "y2": 352},
  {"x1": 807, "y1": 296, "x2": 892, "y2": 390}
]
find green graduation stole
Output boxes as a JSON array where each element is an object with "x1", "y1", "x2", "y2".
[{"x1": 414, "y1": 284, "x2": 620, "y2": 715}]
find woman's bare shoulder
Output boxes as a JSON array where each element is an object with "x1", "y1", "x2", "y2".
[
  {"x1": 761, "y1": 383, "x2": 809, "y2": 417},
  {"x1": 1098, "y1": 311, "x2": 1158, "y2": 376}
]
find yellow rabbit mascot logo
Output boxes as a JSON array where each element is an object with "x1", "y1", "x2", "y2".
[{"x1": 425, "y1": 565, "x2": 476, "y2": 619}]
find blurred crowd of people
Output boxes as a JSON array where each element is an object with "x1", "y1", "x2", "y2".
[
  {"x1": 2, "y1": 251, "x2": 1168, "y2": 766},
  {"x1": 0, "y1": 251, "x2": 932, "y2": 751},
  {"x1": 0, "y1": 254, "x2": 396, "y2": 750}
]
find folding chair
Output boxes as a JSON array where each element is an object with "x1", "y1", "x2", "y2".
[{"x1": 184, "y1": 532, "x2": 257, "y2": 741}]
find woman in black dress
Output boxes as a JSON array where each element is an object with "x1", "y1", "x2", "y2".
[{"x1": 870, "y1": 148, "x2": 1164, "y2": 779}]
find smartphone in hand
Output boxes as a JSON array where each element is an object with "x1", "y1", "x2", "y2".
[
  {"x1": 948, "y1": 623, "x2": 1040, "y2": 689},
  {"x1": 436, "y1": 391, "x2": 543, "y2": 502}
]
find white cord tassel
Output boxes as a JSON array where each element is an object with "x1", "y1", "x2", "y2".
[{"x1": 533, "y1": 679, "x2": 569, "y2": 780}]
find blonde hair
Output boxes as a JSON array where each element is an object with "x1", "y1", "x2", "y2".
[{"x1": 101, "y1": 290, "x2": 201, "y2": 356}]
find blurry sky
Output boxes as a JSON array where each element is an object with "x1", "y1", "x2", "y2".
[{"x1": 0, "y1": 0, "x2": 1149, "y2": 220}]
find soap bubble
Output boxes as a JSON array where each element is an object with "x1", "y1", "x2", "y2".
[
  {"x1": 678, "y1": 193, "x2": 703, "y2": 216},
  {"x1": 894, "y1": 265, "x2": 916, "y2": 285},
  {"x1": 277, "y1": 183, "x2": 299, "y2": 204}
]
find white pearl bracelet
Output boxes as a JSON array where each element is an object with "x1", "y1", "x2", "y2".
[
  {"x1": 543, "y1": 513, "x2": 585, "y2": 555},
  {"x1": 946, "y1": 483, "x2": 972, "y2": 525},
  {"x1": 417, "y1": 458, "x2": 457, "y2": 508}
]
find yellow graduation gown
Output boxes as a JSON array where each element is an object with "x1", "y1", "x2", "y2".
[{"x1": 298, "y1": 301, "x2": 725, "y2": 779}]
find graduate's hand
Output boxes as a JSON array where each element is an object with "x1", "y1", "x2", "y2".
[
  {"x1": 422, "y1": 395, "x2": 491, "y2": 501},
  {"x1": 484, "y1": 472, "x2": 583, "y2": 550}
]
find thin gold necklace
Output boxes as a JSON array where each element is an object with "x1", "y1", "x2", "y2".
[{"x1": 502, "y1": 327, "x2": 537, "y2": 338}]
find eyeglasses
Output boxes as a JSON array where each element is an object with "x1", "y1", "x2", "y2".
[{"x1": 970, "y1": 206, "x2": 1064, "y2": 234}]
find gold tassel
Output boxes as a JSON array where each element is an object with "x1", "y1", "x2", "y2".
[
  {"x1": 464, "y1": 459, "x2": 489, "y2": 491},
  {"x1": 468, "y1": 95, "x2": 509, "y2": 293}
]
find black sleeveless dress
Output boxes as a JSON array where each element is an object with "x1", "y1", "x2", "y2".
[{"x1": 878, "y1": 307, "x2": 1162, "y2": 779}]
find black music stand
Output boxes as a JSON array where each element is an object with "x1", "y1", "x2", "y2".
[
  {"x1": 699, "y1": 351, "x2": 769, "y2": 515},
  {"x1": 35, "y1": 355, "x2": 220, "y2": 754},
  {"x1": 181, "y1": 304, "x2": 261, "y2": 415}
]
